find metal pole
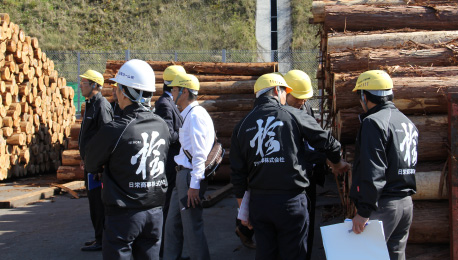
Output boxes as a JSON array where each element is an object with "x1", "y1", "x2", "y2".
[
  {"x1": 222, "y1": 49, "x2": 226, "y2": 63},
  {"x1": 77, "y1": 51, "x2": 81, "y2": 114},
  {"x1": 174, "y1": 51, "x2": 178, "y2": 62},
  {"x1": 125, "y1": 49, "x2": 130, "y2": 61},
  {"x1": 271, "y1": 50, "x2": 275, "y2": 63}
]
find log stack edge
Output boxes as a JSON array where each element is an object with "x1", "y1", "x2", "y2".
[
  {"x1": 310, "y1": 0, "x2": 457, "y2": 249},
  {"x1": 0, "y1": 13, "x2": 76, "y2": 180}
]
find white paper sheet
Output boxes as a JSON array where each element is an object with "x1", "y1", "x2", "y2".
[
  {"x1": 237, "y1": 190, "x2": 250, "y2": 222},
  {"x1": 320, "y1": 219, "x2": 390, "y2": 260}
]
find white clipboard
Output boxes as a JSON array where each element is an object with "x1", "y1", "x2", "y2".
[{"x1": 320, "y1": 219, "x2": 390, "y2": 260}]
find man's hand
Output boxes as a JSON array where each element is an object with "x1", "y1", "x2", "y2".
[
  {"x1": 241, "y1": 219, "x2": 253, "y2": 230},
  {"x1": 187, "y1": 188, "x2": 200, "y2": 208},
  {"x1": 352, "y1": 214, "x2": 369, "y2": 234},
  {"x1": 80, "y1": 160, "x2": 85, "y2": 171},
  {"x1": 328, "y1": 159, "x2": 351, "y2": 176}
]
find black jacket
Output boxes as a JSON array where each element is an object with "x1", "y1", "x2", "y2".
[
  {"x1": 300, "y1": 101, "x2": 327, "y2": 186},
  {"x1": 350, "y1": 102, "x2": 418, "y2": 218},
  {"x1": 110, "y1": 101, "x2": 123, "y2": 120},
  {"x1": 78, "y1": 92, "x2": 113, "y2": 160},
  {"x1": 230, "y1": 96, "x2": 342, "y2": 198},
  {"x1": 85, "y1": 103, "x2": 171, "y2": 210},
  {"x1": 154, "y1": 93, "x2": 183, "y2": 174}
]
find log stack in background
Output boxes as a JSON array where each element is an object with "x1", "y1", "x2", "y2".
[
  {"x1": 311, "y1": 0, "x2": 457, "y2": 248},
  {"x1": 57, "y1": 122, "x2": 83, "y2": 181},
  {"x1": 69, "y1": 61, "x2": 278, "y2": 182},
  {"x1": 0, "y1": 13, "x2": 76, "y2": 180}
]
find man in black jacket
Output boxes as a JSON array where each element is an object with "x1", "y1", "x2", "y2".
[
  {"x1": 231, "y1": 73, "x2": 350, "y2": 260},
  {"x1": 350, "y1": 70, "x2": 418, "y2": 260},
  {"x1": 85, "y1": 59, "x2": 170, "y2": 260},
  {"x1": 154, "y1": 66, "x2": 185, "y2": 221},
  {"x1": 110, "y1": 83, "x2": 123, "y2": 120},
  {"x1": 154, "y1": 65, "x2": 185, "y2": 257},
  {"x1": 284, "y1": 70, "x2": 326, "y2": 260},
  {"x1": 78, "y1": 69, "x2": 113, "y2": 251}
]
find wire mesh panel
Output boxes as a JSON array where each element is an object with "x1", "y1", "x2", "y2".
[{"x1": 44, "y1": 50, "x2": 320, "y2": 113}]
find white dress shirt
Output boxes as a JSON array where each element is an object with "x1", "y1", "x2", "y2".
[{"x1": 174, "y1": 101, "x2": 215, "y2": 189}]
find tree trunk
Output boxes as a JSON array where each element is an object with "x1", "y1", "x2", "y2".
[
  {"x1": 333, "y1": 76, "x2": 458, "y2": 113},
  {"x1": 62, "y1": 150, "x2": 81, "y2": 166},
  {"x1": 198, "y1": 99, "x2": 254, "y2": 112},
  {"x1": 70, "y1": 124, "x2": 81, "y2": 141},
  {"x1": 324, "y1": 5, "x2": 458, "y2": 32},
  {"x1": 56, "y1": 166, "x2": 84, "y2": 181},
  {"x1": 336, "y1": 109, "x2": 448, "y2": 161},
  {"x1": 412, "y1": 171, "x2": 448, "y2": 200},
  {"x1": 105, "y1": 60, "x2": 278, "y2": 77},
  {"x1": 156, "y1": 80, "x2": 255, "y2": 95},
  {"x1": 329, "y1": 47, "x2": 458, "y2": 73},
  {"x1": 327, "y1": 31, "x2": 458, "y2": 52},
  {"x1": 408, "y1": 201, "x2": 448, "y2": 244},
  {"x1": 6, "y1": 133, "x2": 25, "y2": 145},
  {"x1": 312, "y1": 0, "x2": 412, "y2": 23}
]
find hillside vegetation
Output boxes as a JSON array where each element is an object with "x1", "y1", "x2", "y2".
[{"x1": 1, "y1": 0, "x2": 318, "y2": 51}]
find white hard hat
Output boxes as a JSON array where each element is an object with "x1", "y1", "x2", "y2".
[{"x1": 110, "y1": 59, "x2": 156, "y2": 92}]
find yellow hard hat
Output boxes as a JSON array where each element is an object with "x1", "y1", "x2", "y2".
[
  {"x1": 353, "y1": 70, "x2": 393, "y2": 92},
  {"x1": 163, "y1": 65, "x2": 186, "y2": 82},
  {"x1": 79, "y1": 69, "x2": 104, "y2": 86},
  {"x1": 169, "y1": 73, "x2": 200, "y2": 91},
  {"x1": 254, "y1": 73, "x2": 292, "y2": 94},
  {"x1": 284, "y1": 70, "x2": 313, "y2": 99}
]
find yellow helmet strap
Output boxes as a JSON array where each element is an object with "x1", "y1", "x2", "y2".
[
  {"x1": 175, "y1": 87, "x2": 184, "y2": 105},
  {"x1": 360, "y1": 91, "x2": 369, "y2": 111}
]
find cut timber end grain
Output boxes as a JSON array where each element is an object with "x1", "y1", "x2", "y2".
[{"x1": 0, "y1": 13, "x2": 10, "y2": 25}]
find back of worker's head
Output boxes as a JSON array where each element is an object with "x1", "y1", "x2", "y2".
[
  {"x1": 163, "y1": 65, "x2": 186, "y2": 93},
  {"x1": 254, "y1": 73, "x2": 292, "y2": 98},
  {"x1": 353, "y1": 70, "x2": 394, "y2": 105},
  {"x1": 79, "y1": 69, "x2": 104, "y2": 91},
  {"x1": 110, "y1": 59, "x2": 155, "y2": 105},
  {"x1": 284, "y1": 70, "x2": 313, "y2": 99}
]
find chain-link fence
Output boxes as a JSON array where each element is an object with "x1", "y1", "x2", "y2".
[{"x1": 45, "y1": 50, "x2": 321, "y2": 113}]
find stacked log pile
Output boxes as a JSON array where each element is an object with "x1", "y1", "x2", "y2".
[
  {"x1": 0, "y1": 13, "x2": 76, "y2": 180},
  {"x1": 62, "y1": 61, "x2": 278, "y2": 182},
  {"x1": 57, "y1": 122, "x2": 83, "y2": 181},
  {"x1": 311, "y1": 0, "x2": 457, "y2": 247}
]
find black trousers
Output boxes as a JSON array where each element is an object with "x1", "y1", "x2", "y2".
[
  {"x1": 103, "y1": 207, "x2": 163, "y2": 260},
  {"x1": 87, "y1": 186, "x2": 104, "y2": 244},
  {"x1": 304, "y1": 176, "x2": 317, "y2": 260},
  {"x1": 160, "y1": 164, "x2": 177, "y2": 256},
  {"x1": 250, "y1": 193, "x2": 309, "y2": 260}
]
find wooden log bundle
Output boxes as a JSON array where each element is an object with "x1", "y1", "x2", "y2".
[
  {"x1": 103, "y1": 60, "x2": 278, "y2": 86},
  {"x1": 312, "y1": 0, "x2": 456, "y2": 248},
  {"x1": 334, "y1": 76, "x2": 458, "y2": 113},
  {"x1": 0, "y1": 13, "x2": 76, "y2": 180},
  {"x1": 56, "y1": 122, "x2": 82, "y2": 181}
]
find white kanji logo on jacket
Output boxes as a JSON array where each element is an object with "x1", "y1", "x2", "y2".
[
  {"x1": 400, "y1": 122, "x2": 418, "y2": 167},
  {"x1": 250, "y1": 116, "x2": 283, "y2": 157},
  {"x1": 130, "y1": 131, "x2": 166, "y2": 180}
]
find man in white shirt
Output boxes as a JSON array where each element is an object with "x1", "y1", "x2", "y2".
[{"x1": 163, "y1": 73, "x2": 214, "y2": 260}]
